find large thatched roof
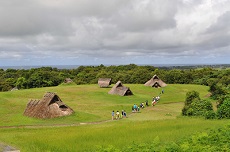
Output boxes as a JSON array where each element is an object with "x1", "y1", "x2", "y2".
[
  {"x1": 108, "y1": 81, "x2": 133, "y2": 96},
  {"x1": 98, "y1": 78, "x2": 112, "y2": 88},
  {"x1": 144, "y1": 75, "x2": 167, "y2": 88},
  {"x1": 24, "y1": 92, "x2": 74, "y2": 119}
]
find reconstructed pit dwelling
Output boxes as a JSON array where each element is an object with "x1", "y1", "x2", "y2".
[{"x1": 24, "y1": 92, "x2": 74, "y2": 119}]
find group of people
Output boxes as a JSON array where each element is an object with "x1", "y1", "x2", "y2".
[
  {"x1": 151, "y1": 89, "x2": 164, "y2": 106},
  {"x1": 132, "y1": 104, "x2": 140, "y2": 112},
  {"x1": 112, "y1": 89, "x2": 165, "y2": 119},
  {"x1": 132, "y1": 100, "x2": 150, "y2": 112},
  {"x1": 152, "y1": 95, "x2": 160, "y2": 106},
  {"x1": 112, "y1": 110, "x2": 127, "y2": 120}
]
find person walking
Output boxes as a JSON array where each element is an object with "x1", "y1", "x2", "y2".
[
  {"x1": 112, "y1": 110, "x2": 115, "y2": 120},
  {"x1": 123, "y1": 110, "x2": 127, "y2": 118},
  {"x1": 116, "y1": 111, "x2": 120, "y2": 120},
  {"x1": 121, "y1": 110, "x2": 124, "y2": 118},
  {"x1": 134, "y1": 104, "x2": 137, "y2": 112}
]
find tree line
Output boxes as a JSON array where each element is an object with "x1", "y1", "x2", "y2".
[{"x1": 0, "y1": 64, "x2": 229, "y2": 98}]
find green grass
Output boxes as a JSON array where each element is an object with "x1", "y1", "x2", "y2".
[
  {"x1": 0, "y1": 119, "x2": 229, "y2": 151},
  {"x1": 1, "y1": 83, "x2": 228, "y2": 151},
  {"x1": 0, "y1": 84, "x2": 209, "y2": 126}
]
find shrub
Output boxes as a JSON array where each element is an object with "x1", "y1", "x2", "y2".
[
  {"x1": 217, "y1": 98, "x2": 230, "y2": 119},
  {"x1": 191, "y1": 99, "x2": 214, "y2": 116},
  {"x1": 182, "y1": 91, "x2": 215, "y2": 118},
  {"x1": 209, "y1": 83, "x2": 227, "y2": 100},
  {"x1": 178, "y1": 125, "x2": 230, "y2": 151},
  {"x1": 182, "y1": 91, "x2": 200, "y2": 116},
  {"x1": 186, "y1": 108, "x2": 194, "y2": 116},
  {"x1": 216, "y1": 94, "x2": 230, "y2": 108},
  {"x1": 204, "y1": 111, "x2": 216, "y2": 119},
  {"x1": 185, "y1": 91, "x2": 200, "y2": 106}
]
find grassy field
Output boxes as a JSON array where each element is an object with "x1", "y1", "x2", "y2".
[{"x1": 0, "y1": 84, "x2": 229, "y2": 151}]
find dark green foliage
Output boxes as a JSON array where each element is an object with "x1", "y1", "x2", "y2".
[
  {"x1": 27, "y1": 71, "x2": 62, "y2": 88},
  {"x1": 164, "y1": 69, "x2": 183, "y2": 84},
  {"x1": 16, "y1": 77, "x2": 27, "y2": 89},
  {"x1": 215, "y1": 94, "x2": 230, "y2": 109},
  {"x1": 217, "y1": 98, "x2": 230, "y2": 119},
  {"x1": 204, "y1": 110, "x2": 216, "y2": 119},
  {"x1": 0, "y1": 81, "x2": 12, "y2": 91},
  {"x1": 0, "y1": 64, "x2": 230, "y2": 95},
  {"x1": 182, "y1": 91, "x2": 215, "y2": 118},
  {"x1": 219, "y1": 75, "x2": 230, "y2": 86},
  {"x1": 178, "y1": 125, "x2": 230, "y2": 151},
  {"x1": 185, "y1": 91, "x2": 200, "y2": 106},
  {"x1": 209, "y1": 83, "x2": 227, "y2": 99},
  {"x1": 182, "y1": 91, "x2": 200, "y2": 115},
  {"x1": 190, "y1": 99, "x2": 214, "y2": 116},
  {"x1": 129, "y1": 67, "x2": 152, "y2": 84}
]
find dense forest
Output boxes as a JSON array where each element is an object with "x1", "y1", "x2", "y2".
[{"x1": 0, "y1": 64, "x2": 229, "y2": 101}]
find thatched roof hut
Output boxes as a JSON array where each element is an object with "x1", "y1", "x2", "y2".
[
  {"x1": 98, "y1": 78, "x2": 112, "y2": 88},
  {"x1": 108, "y1": 81, "x2": 133, "y2": 96},
  {"x1": 24, "y1": 92, "x2": 74, "y2": 119},
  {"x1": 64, "y1": 78, "x2": 73, "y2": 83},
  {"x1": 11, "y1": 87, "x2": 18, "y2": 91},
  {"x1": 144, "y1": 75, "x2": 167, "y2": 88}
]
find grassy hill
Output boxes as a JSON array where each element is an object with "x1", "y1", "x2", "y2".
[
  {"x1": 0, "y1": 84, "x2": 209, "y2": 126},
  {"x1": 0, "y1": 84, "x2": 229, "y2": 151}
]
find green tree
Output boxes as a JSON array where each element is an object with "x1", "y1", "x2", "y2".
[
  {"x1": 130, "y1": 68, "x2": 151, "y2": 84},
  {"x1": 182, "y1": 91, "x2": 200, "y2": 116},
  {"x1": 0, "y1": 81, "x2": 12, "y2": 91},
  {"x1": 190, "y1": 99, "x2": 214, "y2": 117},
  {"x1": 217, "y1": 98, "x2": 230, "y2": 119},
  {"x1": 209, "y1": 83, "x2": 227, "y2": 99},
  {"x1": 182, "y1": 90, "x2": 215, "y2": 118},
  {"x1": 16, "y1": 77, "x2": 27, "y2": 89}
]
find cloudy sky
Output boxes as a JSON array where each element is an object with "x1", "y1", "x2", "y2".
[{"x1": 0, "y1": 0, "x2": 230, "y2": 66}]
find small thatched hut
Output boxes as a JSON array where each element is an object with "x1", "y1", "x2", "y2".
[
  {"x1": 24, "y1": 92, "x2": 74, "y2": 119},
  {"x1": 11, "y1": 87, "x2": 18, "y2": 91},
  {"x1": 108, "y1": 81, "x2": 133, "y2": 96},
  {"x1": 144, "y1": 75, "x2": 167, "y2": 88},
  {"x1": 98, "y1": 78, "x2": 112, "y2": 88},
  {"x1": 64, "y1": 78, "x2": 73, "y2": 83}
]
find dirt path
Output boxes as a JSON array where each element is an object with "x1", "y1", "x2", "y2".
[
  {"x1": 0, "y1": 115, "x2": 139, "y2": 129},
  {"x1": 0, "y1": 120, "x2": 113, "y2": 129}
]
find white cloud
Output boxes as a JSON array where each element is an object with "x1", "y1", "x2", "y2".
[{"x1": 0, "y1": 0, "x2": 229, "y2": 66}]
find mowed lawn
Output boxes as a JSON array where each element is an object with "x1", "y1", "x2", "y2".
[{"x1": 0, "y1": 84, "x2": 229, "y2": 151}]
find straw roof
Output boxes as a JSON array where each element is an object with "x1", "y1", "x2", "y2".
[
  {"x1": 11, "y1": 87, "x2": 18, "y2": 91},
  {"x1": 108, "y1": 81, "x2": 133, "y2": 96},
  {"x1": 98, "y1": 78, "x2": 112, "y2": 88},
  {"x1": 24, "y1": 92, "x2": 74, "y2": 119},
  {"x1": 144, "y1": 75, "x2": 167, "y2": 88},
  {"x1": 64, "y1": 78, "x2": 73, "y2": 83}
]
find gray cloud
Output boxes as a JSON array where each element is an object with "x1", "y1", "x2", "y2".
[{"x1": 0, "y1": 0, "x2": 230, "y2": 66}]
